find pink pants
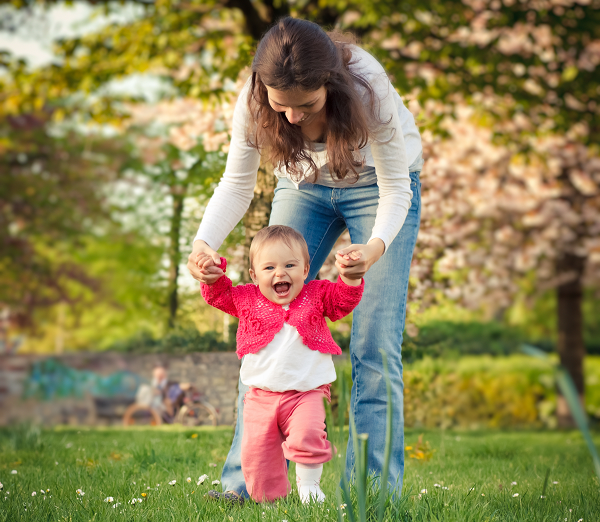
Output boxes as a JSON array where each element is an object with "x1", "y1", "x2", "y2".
[{"x1": 241, "y1": 385, "x2": 333, "y2": 502}]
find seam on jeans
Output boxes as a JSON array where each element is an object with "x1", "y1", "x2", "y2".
[{"x1": 309, "y1": 217, "x2": 344, "y2": 269}]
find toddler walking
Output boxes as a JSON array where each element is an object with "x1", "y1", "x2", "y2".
[{"x1": 197, "y1": 225, "x2": 363, "y2": 503}]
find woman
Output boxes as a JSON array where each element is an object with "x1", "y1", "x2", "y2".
[{"x1": 187, "y1": 17, "x2": 423, "y2": 501}]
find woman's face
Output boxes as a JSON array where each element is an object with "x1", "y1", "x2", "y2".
[{"x1": 265, "y1": 85, "x2": 327, "y2": 126}]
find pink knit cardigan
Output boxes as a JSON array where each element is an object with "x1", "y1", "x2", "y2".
[{"x1": 200, "y1": 258, "x2": 364, "y2": 359}]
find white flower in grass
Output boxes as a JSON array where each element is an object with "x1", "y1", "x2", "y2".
[
  {"x1": 55, "y1": 462, "x2": 58, "y2": 465},
  {"x1": 130, "y1": 498, "x2": 143, "y2": 504},
  {"x1": 197, "y1": 475, "x2": 209, "y2": 485},
  {"x1": 76, "y1": 489, "x2": 85, "y2": 496},
  {"x1": 442, "y1": 487, "x2": 449, "y2": 490},
  {"x1": 420, "y1": 489, "x2": 427, "y2": 494},
  {"x1": 104, "y1": 497, "x2": 114, "y2": 503},
  {"x1": 212, "y1": 480, "x2": 220, "y2": 486},
  {"x1": 31, "y1": 492, "x2": 36, "y2": 496},
  {"x1": 40, "y1": 490, "x2": 45, "y2": 495},
  {"x1": 11, "y1": 470, "x2": 17, "y2": 475},
  {"x1": 169, "y1": 480, "x2": 177, "y2": 486},
  {"x1": 186, "y1": 477, "x2": 192, "y2": 483},
  {"x1": 434, "y1": 483, "x2": 441, "y2": 488},
  {"x1": 553, "y1": 481, "x2": 559, "y2": 484},
  {"x1": 0, "y1": 483, "x2": 3, "y2": 490},
  {"x1": 112, "y1": 502, "x2": 121, "y2": 508},
  {"x1": 540, "y1": 495, "x2": 546, "y2": 499},
  {"x1": 511, "y1": 481, "x2": 517, "y2": 486},
  {"x1": 512, "y1": 493, "x2": 519, "y2": 497}
]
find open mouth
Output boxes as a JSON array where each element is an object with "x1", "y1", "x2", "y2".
[{"x1": 274, "y1": 282, "x2": 291, "y2": 296}]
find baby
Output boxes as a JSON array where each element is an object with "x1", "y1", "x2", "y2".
[{"x1": 197, "y1": 225, "x2": 363, "y2": 503}]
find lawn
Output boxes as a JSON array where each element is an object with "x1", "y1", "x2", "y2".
[{"x1": 0, "y1": 425, "x2": 598, "y2": 521}]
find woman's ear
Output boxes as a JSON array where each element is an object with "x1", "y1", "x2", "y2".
[{"x1": 249, "y1": 268, "x2": 257, "y2": 284}]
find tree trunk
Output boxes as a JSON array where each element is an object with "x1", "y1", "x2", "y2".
[
  {"x1": 167, "y1": 179, "x2": 186, "y2": 329},
  {"x1": 240, "y1": 164, "x2": 277, "y2": 283},
  {"x1": 555, "y1": 252, "x2": 586, "y2": 428}
]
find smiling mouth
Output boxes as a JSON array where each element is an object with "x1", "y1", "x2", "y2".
[{"x1": 274, "y1": 282, "x2": 291, "y2": 296}]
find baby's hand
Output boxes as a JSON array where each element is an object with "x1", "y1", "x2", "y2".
[
  {"x1": 195, "y1": 254, "x2": 224, "y2": 285},
  {"x1": 338, "y1": 250, "x2": 362, "y2": 263}
]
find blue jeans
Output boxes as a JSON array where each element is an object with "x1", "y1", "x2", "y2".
[{"x1": 220, "y1": 171, "x2": 422, "y2": 495}]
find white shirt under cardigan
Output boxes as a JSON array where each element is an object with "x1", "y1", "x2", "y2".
[
  {"x1": 240, "y1": 306, "x2": 336, "y2": 392},
  {"x1": 194, "y1": 45, "x2": 423, "y2": 253}
]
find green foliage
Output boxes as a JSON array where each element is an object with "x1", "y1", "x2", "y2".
[
  {"x1": 401, "y1": 355, "x2": 600, "y2": 429},
  {"x1": 105, "y1": 326, "x2": 235, "y2": 354},
  {"x1": 401, "y1": 320, "x2": 526, "y2": 361}
]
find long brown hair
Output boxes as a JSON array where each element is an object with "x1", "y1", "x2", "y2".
[{"x1": 247, "y1": 17, "x2": 385, "y2": 183}]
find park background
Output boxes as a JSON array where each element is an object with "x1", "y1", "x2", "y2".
[{"x1": 0, "y1": 0, "x2": 599, "y2": 520}]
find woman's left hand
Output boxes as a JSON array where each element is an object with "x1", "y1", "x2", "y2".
[{"x1": 335, "y1": 239, "x2": 385, "y2": 280}]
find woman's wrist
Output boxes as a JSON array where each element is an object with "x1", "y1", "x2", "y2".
[{"x1": 366, "y1": 238, "x2": 385, "y2": 264}]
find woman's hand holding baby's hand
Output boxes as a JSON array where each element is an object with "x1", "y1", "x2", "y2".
[
  {"x1": 187, "y1": 241, "x2": 223, "y2": 285},
  {"x1": 335, "y1": 239, "x2": 385, "y2": 283}
]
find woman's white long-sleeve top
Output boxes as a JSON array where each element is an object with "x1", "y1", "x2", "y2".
[{"x1": 194, "y1": 46, "x2": 423, "y2": 252}]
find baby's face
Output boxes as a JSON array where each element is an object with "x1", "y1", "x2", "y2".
[{"x1": 249, "y1": 240, "x2": 309, "y2": 305}]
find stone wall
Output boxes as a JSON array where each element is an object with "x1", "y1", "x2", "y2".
[{"x1": 0, "y1": 352, "x2": 241, "y2": 427}]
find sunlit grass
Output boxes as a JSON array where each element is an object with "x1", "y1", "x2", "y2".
[{"x1": 0, "y1": 425, "x2": 598, "y2": 521}]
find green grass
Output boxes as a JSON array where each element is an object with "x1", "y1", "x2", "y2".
[{"x1": 0, "y1": 425, "x2": 599, "y2": 521}]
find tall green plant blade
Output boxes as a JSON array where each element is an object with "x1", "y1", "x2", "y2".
[
  {"x1": 334, "y1": 364, "x2": 357, "y2": 522},
  {"x1": 377, "y1": 349, "x2": 394, "y2": 522},
  {"x1": 555, "y1": 366, "x2": 600, "y2": 482},
  {"x1": 357, "y1": 433, "x2": 369, "y2": 522},
  {"x1": 521, "y1": 343, "x2": 550, "y2": 360},
  {"x1": 349, "y1": 409, "x2": 368, "y2": 522},
  {"x1": 521, "y1": 344, "x2": 600, "y2": 484}
]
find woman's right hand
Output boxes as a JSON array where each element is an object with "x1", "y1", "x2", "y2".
[{"x1": 187, "y1": 240, "x2": 221, "y2": 284}]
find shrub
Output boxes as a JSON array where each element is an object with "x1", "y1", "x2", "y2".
[{"x1": 106, "y1": 327, "x2": 235, "y2": 354}]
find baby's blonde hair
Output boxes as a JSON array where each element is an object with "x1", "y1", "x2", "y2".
[{"x1": 249, "y1": 225, "x2": 310, "y2": 270}]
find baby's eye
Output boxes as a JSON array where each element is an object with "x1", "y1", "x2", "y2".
[
  {"x1": 286, "y1": 264, "x2": 295, "y2": 268},
  {"x1": 264, "y1": 266, "x2": 274, "y2": 271}
]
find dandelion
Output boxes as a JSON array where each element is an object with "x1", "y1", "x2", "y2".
[
  {"x1": 169, "y1": 480, "x2": 177, "y2": 486},
  {"x1": 212, "y1": 480, "x2": 220, "y2": 486},
  {"x1": 104, "y1": 497, "x2": 114, "y2": 503},
  {"x1": 511, "y1": 481, "x2": 517, "y2": 486},
  {"x1": 513, "y1": 493, "x2": 519, "y2": 497},
  {"x1": 420, "y1": 489, "x2": 428, "y2": 494},
  {"x1": 31, "y1": 492, "x2": 36, "y2": 496},
  {"x1": 141, "y1": 493, "x2": 147, "y2": 497},
  {"x1": 191, "y1": 434, "x2": 198, "y2": 439},
  {"x1": 76, "y1": 489, "x2": 85, "y2": 496},
  {"x1": 10, "y1": 470, "x2": 17, "y2": 475}
]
